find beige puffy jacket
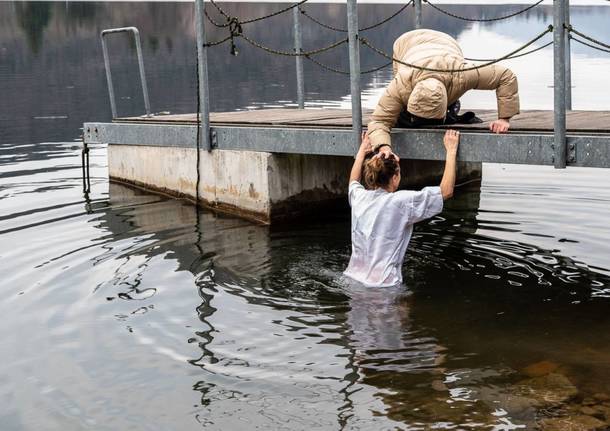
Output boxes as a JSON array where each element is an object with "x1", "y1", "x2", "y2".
[{"x1": 367, "y1": 29, "x2": 520, "y2": 149}]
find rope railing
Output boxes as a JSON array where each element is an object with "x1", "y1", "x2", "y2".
[
  {"x1": 422, "y1": 0, "x2": 544, "y2": 22},
  {"x1": 570, "y1": 35, "x2": 610, "y2": 54},
  {"x1": 360, "y1": 25, "x2": 554, "y2": 73},
  {"x1": 240, "y1": 34, "x2": 348, "y2": 57},
  {"x1": 567, "y1": 25, "x2": 610, "y2": 51},
  {"x1": 464, "y1": 40, "x2": 553, "y2": 62},
  {"x1": 304, "y1": 55, "x2": 392, "y2": 75},
  {"x1": 298, "y1": 0, "x2": 413, "y2": 33}
]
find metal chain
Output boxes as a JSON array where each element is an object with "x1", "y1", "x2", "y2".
[
  {"x1": 195, "y1": 41, "x2": 201, "y2": 203},
  {"x1": 209, "y1": 0, "x2": 310, "y2": 25},
  {"x1": 227, "y1": 18, "x2": 243, "y2": 55},
  {"x1": 308, "y1": 39, "x2": 552, "y2": 74},
  {"x1": 298, "y1": 0, "x2": 413, "y2": 33},
  {"x1": 464, "y1": 40, "x2": 553, "y2": 62},
  {"x1": 209, "y1": 0, "x2": 231, "y2": 19},
  {"x1": 204, "y1": 8, "x2": 231, "y2": 28},
  {"x1": 203, "y1": 34, "x2": 233, "y2": 47},
  {"x1": 569, "y1": 35, "x2": 610, "y2": 54},
  {"x1": 423, "y1": 0, "x2": 544, "y2": 22},
  {"x1": 204, "y1": 32, "x2": 347, "y2": 57},
  {"x1": 304, "y1": 55, "x2": 392, "y2": 75},
  {"x1": 205, "y1": 0, "x2": 313, "y2": 55},
  {"x1": 202, "y1": 17, "x2": 243, "y2": 54},
  {"x1": 360, "y1": 25, "x2": 553, "y2": 73},
  {"x1": 297, "y1": 9, "x2": 348, "y2": 32},
  {"x1": 240, "y1": 34, "x2": 348, "y2": 57},
  {"x1": 567, "y1": 25, "x2": 610, "y2": 51}
]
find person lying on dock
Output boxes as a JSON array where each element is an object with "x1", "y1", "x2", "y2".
[
  {"x1": 368, "y1": 29, "x2": 519, "y2": 157},
  {"x1": 344, "y1": 130, "x2": 459, "y2": 287}
]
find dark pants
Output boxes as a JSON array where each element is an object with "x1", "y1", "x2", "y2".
[{"x1": 396, "y1": 100, "x2": 482, "y2": 128}]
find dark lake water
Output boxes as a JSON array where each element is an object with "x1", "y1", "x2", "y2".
[{"x1": 1, "y1": 1, "x2": 610, "y2": 430}]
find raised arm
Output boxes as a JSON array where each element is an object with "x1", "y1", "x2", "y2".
[
  {"x1": 349, "y1": 132, "x2": 373, "y2": 183},
  {"x1": 367, "y1": 70, "x2": 413, "y2": 151},
  {"x1": 440, "y1": 130, "x2": 459, "y2": 200}
]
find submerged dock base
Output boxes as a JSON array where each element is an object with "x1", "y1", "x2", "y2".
[{"x1": 108, "y1": 144, "x2": 480, "y2": 223}]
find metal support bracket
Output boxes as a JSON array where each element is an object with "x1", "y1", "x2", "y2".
[
  {"x1": 101, "y1": 26, "x2": 151, "y2": 119},
  {"x1": 568, "y1": 142, "x2": 576, "y2": 163},
  {"x1": 84, "y1": 125, "x2": 100, "y2": 144},
  {"x1": 81, "y1": 141, "x2": 91, "y2": 194}
]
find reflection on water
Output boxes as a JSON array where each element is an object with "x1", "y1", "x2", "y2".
[
  {"x1": 14, "y1": 2, "x2": 53, "y2": 53},
  {"x1": 3, "y1": 1, "x2": 610, "y2": 145},
  {"x1": 2, "y1": 1, "x2": 610, "y2": 430},
  {"x1": 3, "y1": 143, "x2": 609, "y2": 429}
]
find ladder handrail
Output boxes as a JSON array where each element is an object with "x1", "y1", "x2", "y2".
[{"x1": 101, "y1": 27, "x2": 151, "y2": 119}]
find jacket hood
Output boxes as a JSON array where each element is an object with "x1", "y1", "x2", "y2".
[{"x1": 407, "y1": 78, "x2": 447, "y2": 119}]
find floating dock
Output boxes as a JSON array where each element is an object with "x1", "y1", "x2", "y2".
[
  {"x1": 83, "y1": 108, "x2": 610, "y2": 223},
  {"x1": 84, "y1": 0, "x2": 610, "y2": 223},
  {"x1": 86, "y1": 108, "x2": 610, "y2": 164}
]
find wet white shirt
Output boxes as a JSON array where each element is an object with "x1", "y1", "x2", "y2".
[{"x1": 344, "y1": 181, "x2": 444, "y2": 287}]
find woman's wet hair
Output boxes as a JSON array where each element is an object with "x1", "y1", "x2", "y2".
[{"x1": 363, "y1": 151, "x2": 400, "y2": 189}]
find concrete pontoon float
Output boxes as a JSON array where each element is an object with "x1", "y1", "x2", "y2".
[{"x1": 83, "y1": 0, "x2": 610, "y2": 223}]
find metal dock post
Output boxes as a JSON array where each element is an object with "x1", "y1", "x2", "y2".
[
  {"x1": 564, "y1": 0, "x2": 572, "y2": 110},
  {"x1": 347, "y1": 0, "x2": 362, "y2": 150},
  {"x1": 101, "y1": 27, "x2": 151, "y2": 118},
  {"x1": 553, "y1": 0, "x2": 567, "y2": 168},
  {"x1": 195, "y1": 0, "x2": 211, "y2": 151},
  {"x1": 293, "y1": 7, "x2": 305, "y2": 109},
  {"x1": 414, "y1": 0, "x2": 423, "y2": 29}
]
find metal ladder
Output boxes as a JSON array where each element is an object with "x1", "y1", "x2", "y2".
[{"x1": 101, "y1": 26, "x2": 151, "y2": 119}]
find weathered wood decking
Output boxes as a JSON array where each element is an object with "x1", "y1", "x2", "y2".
[
  {"x1": 117, "y1": 109, "x2": 610, "y2": 134},
  {"x1": 84, "y1": 108, "x2": 610, "y2": 168}
]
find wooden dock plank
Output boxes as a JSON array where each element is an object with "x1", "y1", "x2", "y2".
[{"x1": 116, "y1": 108, "x2": 610, "y2": 134}]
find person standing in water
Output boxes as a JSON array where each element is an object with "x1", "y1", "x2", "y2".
[{"x1": 344, "y1": 130, "x2": 460, "y2": 287}]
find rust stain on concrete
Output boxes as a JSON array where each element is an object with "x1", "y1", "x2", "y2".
[
  {"x1": 110, "y1": 176, "x2": 270, "y2": 224},
  {"x1": 248, "y1": 183, "x2": 260, "y2": 199},
  {"x1": 178, "y1": 177, "x2": 195, "y2": 193},
  {"x1": 203, "y1": 184, "x2": 257, "y2": 199}
]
